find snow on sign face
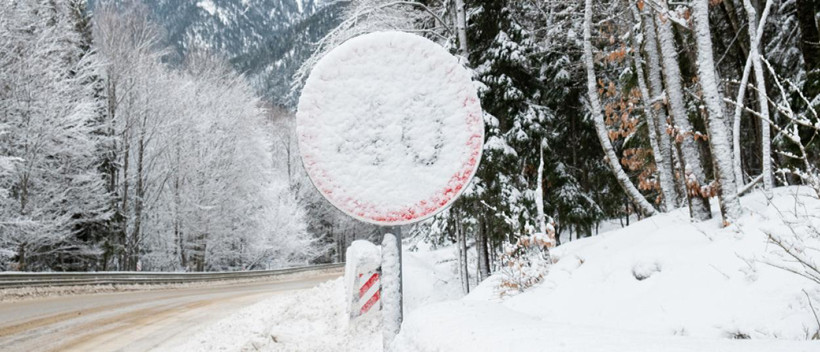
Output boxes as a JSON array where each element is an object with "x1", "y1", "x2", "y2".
[{"x1": 297, "y1": 31, "x2": 484, "y2": 226}]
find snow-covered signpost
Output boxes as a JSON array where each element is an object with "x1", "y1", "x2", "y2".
[{"x1": 296, "y1": 31, "x2": 483, "y2": 348}]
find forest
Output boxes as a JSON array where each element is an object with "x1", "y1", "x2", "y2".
[
  {"x1": 1, "y1": 0, "x2": 818, "y2": 278},
  {"x1": 0, "y1": 0, "x2": 318, "y2": 272}
]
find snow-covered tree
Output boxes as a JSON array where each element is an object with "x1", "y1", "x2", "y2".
[
  {"x1": 629, "y1": 3, "x2": 678, "y2": 212},
  {"x1": 651, "y1": 0, "x2": 713, "y2": 221},
  {"x1": 583, "y1": 0, "x2": 657, "y2": 218},
  {"x1": 690, "y1": 0, "x2": 742, "y2": 224},
  {"x1": 86, "y1": 1, "x2": 326, "y2": 271},
  {"x1": 0, "y1": 0, "x2": 109, "y2": 270}
]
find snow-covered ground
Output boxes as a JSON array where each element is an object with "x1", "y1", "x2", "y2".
[
  {"x1": 181, "y1": 187, "x2": 820, "y2": 351},
  {"x1": 178, "y1": 278, "x2": 379, "y2": 351},
  {"x1": 178, "y1": 244, "x2": 462, "y2": 351},
  {"x1": 397, "y1": 187, "x2": 820, "y2": 351}
]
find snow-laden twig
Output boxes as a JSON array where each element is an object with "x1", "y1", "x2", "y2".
[
  {"x1": 738, "y1": 174, "x2": 764, "y2": 196},
  {"x1": 803, "y1": 289, "x2": 820, "y2": 338},
  {"x1": 643, "y1": 0, "x2": 690, "y2": 29}
]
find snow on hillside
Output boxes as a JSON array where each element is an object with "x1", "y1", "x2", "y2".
[
  {"x1": 179, "y1": 187, "x2": 819, "y2": 351},
  {"x1": 395, "y1": 187, "x2": 820, "y2": 351}
]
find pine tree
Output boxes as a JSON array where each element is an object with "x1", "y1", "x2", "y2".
[
  {"x1": 525, "y1": 1, "x2": 615, "y2": 241},
  {"x1": 466, "y1": 0, "x2": 548, "y2": 254}
]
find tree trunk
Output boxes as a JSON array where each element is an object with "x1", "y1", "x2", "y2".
[
  {"x1": 17, "y1": 243, "x2": 26, "y2": 272},
  {"x1": 742, "y1": 0, "x2": 774, "y2": 194},
  {"x1": 197, "y1": 237, "x2": 207, "y2": 272},
  {"x1": 476, "y1": 218, "x2": 490, "y2": 281},
  {"x1": 490, "y1": 236, "x2": 497, "y2": 273},
  {"x1": 456, "y1": 216, "x2": 470, "y2": 294},
  {"x1": 671, "y1": 144, "x2": 687, "y2": 203},
  {"x1": 131, "y1": 111, "x2": 147, "y2": 271},
  {"x1": 584, "y1": 0, "x2": 657, "y2": 217},
  {"x1": 730, "y1": 0, "x2": 776, "y2": 187},
  {"x1": 630, "y1": 3, "x2": 677, "y2": 212},
  {"x1": 105, "y1": 78, "x2": 120, "y2": 269},
  {"x1": 120, "y1": 127, "x2": 130, "y2": 271},
  {"x1": 536, "y1": 143, "x2": 548, "y2": 231},
  {"x1": 475, "y1": 234, "x2": 482, "y2": 286},
  {"x1": 454, "y1": 0, "x2": 469, "y2": 58},
  {"x1": 692, "y1": 0, "x2": 743, "y2": 224},
  {"x1": 654, "y1": 0, "x2": 712, "y2": 220},
  {"x1": 641, "y1": 6, "x2": 683, "y2": 206},
  {"x1": 732, "y1": 56, "x2": 753, "y2": 186},
  {"x1": 173, "y1": 148, "x2": 186, "y2": 269}
]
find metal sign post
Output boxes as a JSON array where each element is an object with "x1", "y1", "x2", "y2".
[
  {"x1": 381, "y1": 226, "x2": 403, "y2": 347},
  {"x1": 388, "y1": 226, "x2": 402, "y2": 321}
]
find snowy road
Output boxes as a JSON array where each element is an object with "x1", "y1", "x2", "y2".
[{"x1": 0, "y1": 272, "x2": 341, "y2": 352}]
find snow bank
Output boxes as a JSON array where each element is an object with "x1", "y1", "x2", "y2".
[
  {"x1": 394, "y1": 300, "x2": 816, "y2": 352},
  {"x1": 178, "y1": 242, "x2": 465, "y2": 351},
  {"x1": 296, "y1": 31, "x2": 483, "y2": 225},
  {"x1": 179, "y1": 278, "x2": 381, "y2": 352},
  {"x1": 395, "y1": 187, "x2": 820, "y2": 351},
  {"x1": 402, "y1": 241, "x2": 464, "y2": 312}
]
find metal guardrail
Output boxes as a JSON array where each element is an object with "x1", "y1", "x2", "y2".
[{"x1": 0, "y1": 263, "x2": 345, "y2": 289}]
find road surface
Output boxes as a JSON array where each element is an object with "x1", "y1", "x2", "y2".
[{"x1": 0, "y1": 272, "x2": 341, "y2": 351}]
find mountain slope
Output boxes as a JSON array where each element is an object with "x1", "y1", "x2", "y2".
[{"x1": 89, "y1": 0, "x2": 345, "y2": 107}]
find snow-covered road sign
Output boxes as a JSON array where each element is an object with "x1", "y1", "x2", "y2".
[
  {"x1": 297, "y1": 31, "x2": 483, "y2": 348},
  {"x1": 296, "y1": 31, "x2": 484, "y2": 226}
]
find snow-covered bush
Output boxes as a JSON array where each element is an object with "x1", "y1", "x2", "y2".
[
  {"x1": 763, "y1": 193, "x2": 820, "y2": 286},
  {"x1": 498, "y1": 225, "x2": 555, "y2": 296},
  {"x1": 757, "y1": 191, "x2": 820, "y2": 339}
]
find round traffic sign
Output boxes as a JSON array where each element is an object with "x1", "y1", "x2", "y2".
[{"x1": 297, "y1": 31, "x2": 483, "y2": 225}]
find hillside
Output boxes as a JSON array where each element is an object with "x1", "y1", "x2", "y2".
[
  {"x1": 168, "y1": 187, "x2": 820, "y2": 350},
  {"x1": 395, "y1": 187, "x2": 820, "y2": 350},
  {"x1": 88, "y1": 0, "x2": 345, "y2": 107}
]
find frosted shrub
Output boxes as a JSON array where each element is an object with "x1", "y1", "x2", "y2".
[
  {"x1": 498, "y1": 228, "x2": 555, "y2": 297},
  {"x1": 764, "y1": 194, "x2": 820, "y2": 286}
]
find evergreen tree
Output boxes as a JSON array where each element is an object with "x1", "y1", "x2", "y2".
[{"x1": 467, "y1": 0, "x2": 547, "y2": 249}]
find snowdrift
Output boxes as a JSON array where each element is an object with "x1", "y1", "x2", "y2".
[
  {"x1": 395, "y1": 187, "x2": 820, "y2": 351},
  {"x1": 177, "y1": 244, "x2": 463, "y2": 351}
]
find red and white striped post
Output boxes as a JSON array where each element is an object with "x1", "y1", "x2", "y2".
[
  {"x1": 355, "y1": 269, "x2": 381, "y2": 317},
  {"x1": 345, "y1": 240, "x2": 382, "y2": 319}
]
